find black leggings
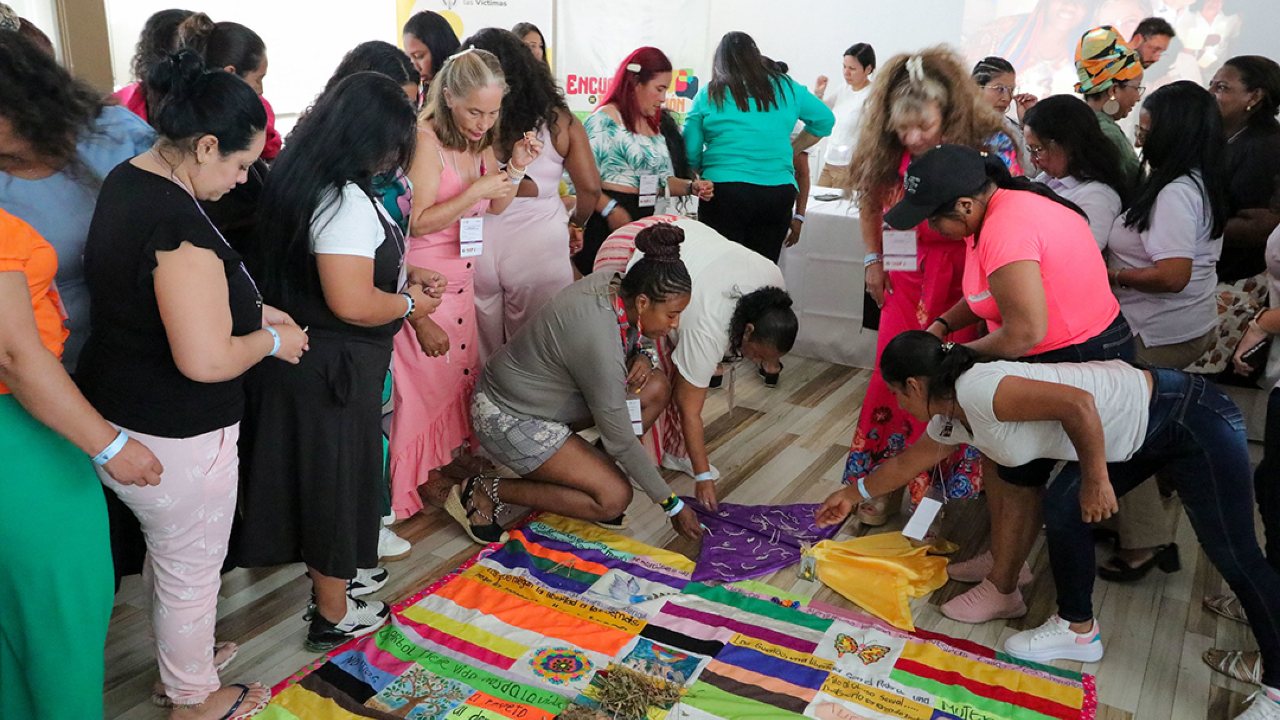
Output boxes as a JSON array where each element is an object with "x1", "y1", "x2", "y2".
[{"x1": 696, "y1": 182, "x2": 797, "y2": 263}]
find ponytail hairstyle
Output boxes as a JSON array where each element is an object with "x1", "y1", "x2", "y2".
[
  {"x1": 730, "y1": 287, "x2": 798, "y2": 356},
  {"x1": 176, "y1": 12, "x2": 265, "y2": 78},
  {"x1": 597, "y1": 46, "x2": 673, "y2": 134},
  {"x1": 421, "y1": 47, "x2": 507, "y2": 153},
  {"x1": 620, "y1": 223, "x2": 692, "y2": 303},
  {"x1": 462, "y1": 27, "x2": 567, "y2": 152},
  {"x1": 929, "y1": 148, "x2": 1087, "y2": 223},
  {"x1": 881, "y1": 331, "x2": 983, "y2": 406},
  {"x1": 971, "y1": 55, "x2": 1016, "y2": 86},
  {"x1": 147, "y1": 49, "x2": 266, "y2": 154}
]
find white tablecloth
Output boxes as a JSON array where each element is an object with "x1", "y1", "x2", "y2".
[{"x1": 778, "y1": 188, "x2": 877, "y2": 369}]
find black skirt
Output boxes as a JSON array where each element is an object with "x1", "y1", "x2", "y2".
[{"x1": 234, "y1": 331, "x2": 391, "y2": 578}]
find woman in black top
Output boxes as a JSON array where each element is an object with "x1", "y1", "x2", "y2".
[
  {"x1": 236, "y1": 72, "x2": 445, "y2": 652},
  {"x1": 78, "y1": 51, "x2": 306, "y2": 719},
  {"x1": 1213, "y1": 55, "x2": 1280, "y2": 282}
]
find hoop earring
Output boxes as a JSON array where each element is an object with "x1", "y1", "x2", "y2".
[{"x1": 1102, "y1": 93, "x2": 1121, "y2": 116}]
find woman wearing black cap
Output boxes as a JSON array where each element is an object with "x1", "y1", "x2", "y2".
[{"x1": 883, "y1": 143, "x2": 1133, "y2": 624}]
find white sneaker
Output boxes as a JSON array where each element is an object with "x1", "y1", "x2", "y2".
[
  {"x1": 660, "y1": 454, "x2": 720, "y2": 481},
  {"x1": 1004, "y1": 615, "x2": 1104, "y2": 663},
  {"x1": 1237, "y1": 690, "x2": 1280, "y2": 720},
  {"x1": 348, "y1": 567, "x2": 389, "y2": 598},
  {"x1": 382, "y1": 512, "x2": 397, "y2": 527},
  {"x1": 305, "y1": 597, "x2": 389, "y2": 652},
  {"x1": 378, "y1": 526, "x2": 411, "y2": 561}
]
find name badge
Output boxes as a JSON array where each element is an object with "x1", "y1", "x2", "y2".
[
  {"x1": 638, "y1": 175, "x2": 659, "y2": 208},
  {"x1": 901, "y1": 497, "x2": 942, "y2": 540},
  {"x1": 459, "y1": 216, "x2": 483, "y2": 257},
  {"x1": 882, "y1": 229, "x2": 918, "y2": 272},
  {"x1": 626, "y1": 398, "x2": 644, "y2": 435}
]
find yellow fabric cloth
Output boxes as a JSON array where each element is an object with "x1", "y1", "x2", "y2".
[{"x1": 807, "y1": 533, "x2": 949, "y2": 632}]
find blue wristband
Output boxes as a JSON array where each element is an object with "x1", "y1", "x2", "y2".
[
  {"x1": 92, "y1": 430, "x2": 129, "y2": 466},
  {"x1": 265, "y1": 326, "x2": 281, "y2": 357},
  {"x1": 856, "y1": 476, "x2": 872, "y2": 501}
]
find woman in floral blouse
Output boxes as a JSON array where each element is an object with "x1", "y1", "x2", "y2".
[{"x1": 577, "y1": 47, "x2": 714, "y2": 275}]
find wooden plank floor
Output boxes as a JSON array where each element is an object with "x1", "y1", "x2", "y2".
[{"x1": 105, "y1": 356, "x2": 1258, "y2": 719}]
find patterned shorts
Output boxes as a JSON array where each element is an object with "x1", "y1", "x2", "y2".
[{"x1": 471, "y1": 388, "x2": 571, "y2": 475}]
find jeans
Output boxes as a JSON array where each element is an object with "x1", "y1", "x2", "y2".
[
  {"x1": 1043, "y1": 369, "x2": 1280, "y2": 687},
  {"x1": 1257, "y1": 388, "x2": 1280, "y2": 571}
]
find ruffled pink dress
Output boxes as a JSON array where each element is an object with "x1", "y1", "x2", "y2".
[{"x1": 389, "y1": 146, "x2": 490, "y2": 518}]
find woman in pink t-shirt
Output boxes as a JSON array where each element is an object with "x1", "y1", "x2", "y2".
[{"x1": 881, "y1": 144, "x2": 1135, "y2": 624}]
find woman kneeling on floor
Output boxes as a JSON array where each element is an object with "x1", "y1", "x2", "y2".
[
  {"x1": 455, "y1": 222, "x2": 703, "y2": 543},
  {"x1": 816, "y1": 331, "x2": 1280, "y2": 720}
]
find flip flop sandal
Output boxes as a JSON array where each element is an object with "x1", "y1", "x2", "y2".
[
  {"x1": 217, "y1": 682, "x2": 272, "y2": 720},
  {"x1": 151, "y1": 642, "x2": 240, "y2": 707},
  {"x1": 1202, "y1": 648, "x2": 1262, "y2": 685},
  {"x1": 445, "y1": 476, "x2": 508, "y2": 545},
  {"x1": 1204, "y1": 592, "x2": 1249, "y2": 624}
]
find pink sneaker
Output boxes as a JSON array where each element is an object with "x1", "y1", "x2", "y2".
[
  {"x1": 947, "y1": 551, "x2": 1033, "y2": 586},
  {"x1": 941, "y1": 579, "x2": 1027, "y2": 623}
]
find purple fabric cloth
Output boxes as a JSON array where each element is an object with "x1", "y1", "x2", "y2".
[{"x1": 685, "y1": 500, "x2": 841, "y2": 583}]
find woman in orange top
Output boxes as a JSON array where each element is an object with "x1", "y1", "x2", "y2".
[{"x1": 0, "y1": 209, "x2": 162, "y2": 719}]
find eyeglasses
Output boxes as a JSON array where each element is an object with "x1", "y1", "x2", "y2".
[
  {"x1": 1027, "y1": 142, "x2": 1051, "y2": 159},
  {"x1": 981, "y1": 84, "x2": 1017, "y2": 97},
  {"x1": 1116, "y1": 82, "x2": 1146, "y2": 97}
]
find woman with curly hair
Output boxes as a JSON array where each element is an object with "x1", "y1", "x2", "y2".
[
  {"x1": 462, "y1": 28, "x2": 601, "y2": 360},
  {"x1": 840, "y1": 47, "x2": 1014, "y2": 531},
  {"x1": 0, "y1": 32, "x2": 155, "y2": 370},
  {"x1": 112, "y1": 8, "x2": 194, "y2": 120}
]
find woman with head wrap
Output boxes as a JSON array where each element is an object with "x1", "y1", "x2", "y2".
[{"x1": 1074, "y1": 26, "x2": 1145, "y2": 182}]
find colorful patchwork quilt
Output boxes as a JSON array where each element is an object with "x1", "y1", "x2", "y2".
[{"x1": 261, "y1": 515, "x2": 1096, "y2": 720}]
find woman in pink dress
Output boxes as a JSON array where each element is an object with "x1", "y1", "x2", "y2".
[
  {"x1": 841, "y1": 47, "x2": 1017, "y2": 525},
  {"x1": 462, "y1": 29, "x2": 602, "y2": 361},
  {"x1": 389, "y1": 48, "x2": 541, "y2": 518}
]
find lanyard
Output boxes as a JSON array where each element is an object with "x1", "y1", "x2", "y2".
[{"x1": 612, "y1": 291, "x2": 635, "y2": 356}]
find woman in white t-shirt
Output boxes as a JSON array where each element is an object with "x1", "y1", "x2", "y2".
[
  {"x1": 593, "y1": 216, "x2": 797, "y2": 508},
  {"x1": 1107, "y1": 81, "x2": 1229, "y2": 369},
  {"x1": 813, "y1": 43, "x2": 875, "y2": 188},
  {"x1": 814, "y1": 331, "x2": 1280, "y2": 720}
]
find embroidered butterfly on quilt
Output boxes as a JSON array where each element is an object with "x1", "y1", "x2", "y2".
[{"x1": 833, "y1": 633, "x2": 891, "y2": 665}]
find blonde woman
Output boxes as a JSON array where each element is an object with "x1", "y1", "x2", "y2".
[
  {"x1": 390, "y1": 48, "x2": 540, "y2": 517},
  {"x1": 841, "y1": 47, "x2": 1014, "y2": 529}
]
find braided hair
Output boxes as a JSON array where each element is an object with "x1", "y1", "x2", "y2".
[
  {"x1": 620, "y1": 223, "x2": 692, "y2": 302},
  {"x1": 729, "y1": 287, "x2": 797, "y2": 355}
]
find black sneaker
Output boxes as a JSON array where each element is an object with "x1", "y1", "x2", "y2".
[
  {"x1": 708, "y1": 373, "x2": 724, "y2": 389},
  {"x1": 758, "y1": 363, "x2": 783, "y2": 388},
  {"x1": 348, "y1": 567, "x2": 389, "y2": 598},
  {"x1": 305, "y1": 597, "x2": 389, "y2": 652}
]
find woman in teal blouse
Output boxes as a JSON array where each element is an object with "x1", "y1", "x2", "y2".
[{"x1": 684, "y1": 31, "x2": 834, "y2": 263}]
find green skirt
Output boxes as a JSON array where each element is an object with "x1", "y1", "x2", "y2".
[{"x1": 0, "y1": 393, "x2": 113, "y2": 719}]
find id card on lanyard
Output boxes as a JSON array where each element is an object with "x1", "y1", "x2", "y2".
[
  {"x1": 459, "y1": 216, "x2": 483, "y2": 257},
  {"x1": 882, "y1": 228, "x2": 918, "y2": 272},
  {"x1": 638, "y1": 174, "x2": 659, "y2": 208},
  {"x1": 613, "y1": 291, "x2": 645, "y2": 435}
]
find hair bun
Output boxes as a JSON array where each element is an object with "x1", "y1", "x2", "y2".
[
  {"x1": 148, "y1": 48, "x2": 207, "y2": 101},
  {"x1": 634, "y1": 222, "x2": 684, "y2": 263}
]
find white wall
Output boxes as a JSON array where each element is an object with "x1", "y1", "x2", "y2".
[{"x1": 8, "y1": 0, "x2": 61, "y2": 55}]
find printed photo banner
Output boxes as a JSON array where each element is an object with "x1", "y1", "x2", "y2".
[{"x1": 554, "y1": 0, "x2": 712, "y2": 117}]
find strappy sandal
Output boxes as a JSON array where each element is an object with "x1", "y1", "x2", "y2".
[
  {"x1": 1203, "y1": 648, "x2": 1262, "y2": 685},
  {"x1": 151, "y1": 642, "x2": 239, "y2": 708},
  {"x1": 1204, "y1": 592, "x2": 1249, "y2": 624},
  {"x1": 445, "y1": 475, "x2": 509, "y2": 545}
]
